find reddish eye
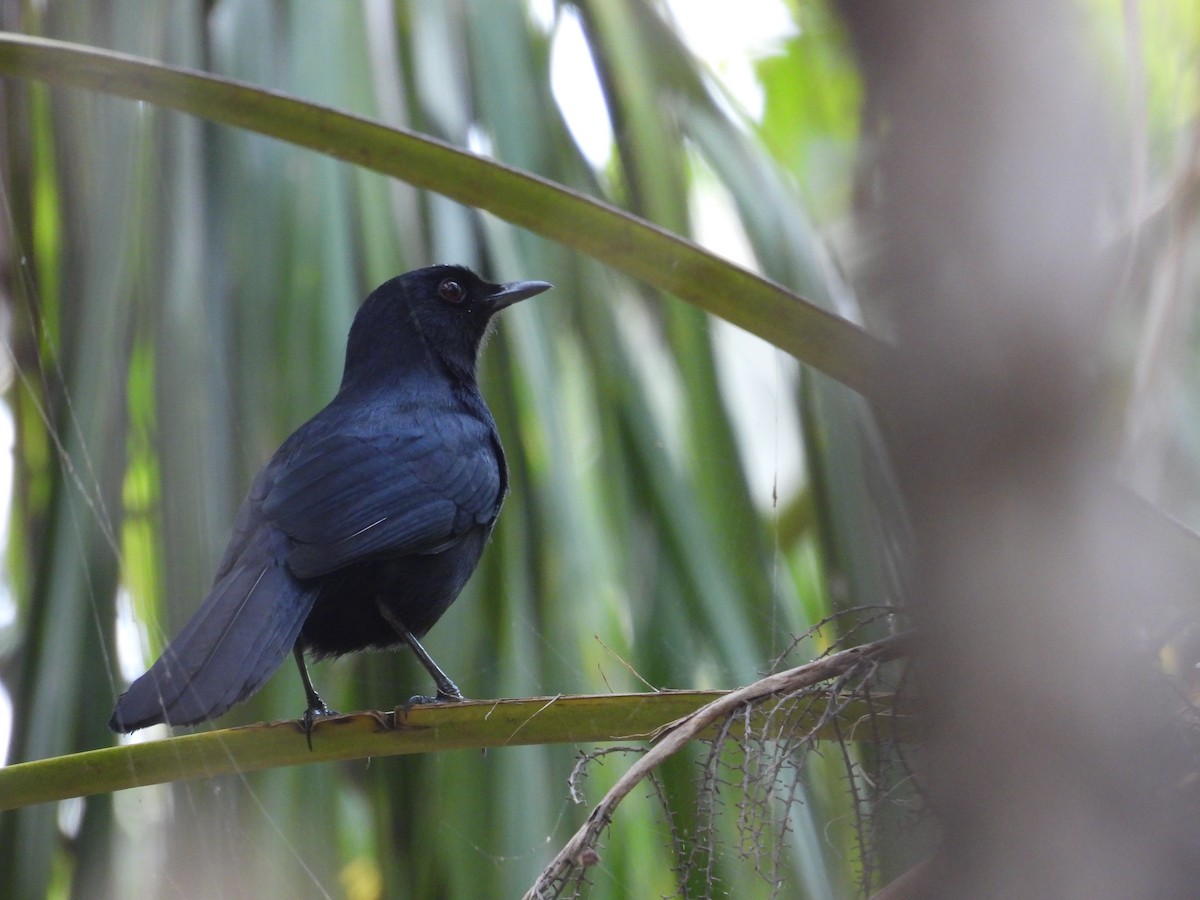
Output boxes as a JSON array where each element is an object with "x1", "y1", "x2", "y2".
[{"x1": 437, "y1": 279, "x2": 465, "y2": 303}]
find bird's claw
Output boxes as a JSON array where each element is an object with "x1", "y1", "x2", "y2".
[
  {"x1": 300, "y1": 703, "x2": 338, "y2": 751},
  {"x1": 403, "y1": 688, "x2": 465, "y2": 716}
]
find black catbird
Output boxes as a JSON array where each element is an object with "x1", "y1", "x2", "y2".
[{"x1": 109, "y1": 265, "x2": 551, "y2": 735}]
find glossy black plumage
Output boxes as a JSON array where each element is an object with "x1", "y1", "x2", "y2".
[{"x1": 109, "y1": 265, "x2": 551, "y2": 733}]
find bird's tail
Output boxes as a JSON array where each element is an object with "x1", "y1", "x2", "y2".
[{"x1": 109, "y1": 527, "x2": 318, "y2": 732}]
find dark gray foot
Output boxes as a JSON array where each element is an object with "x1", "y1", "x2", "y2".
[
  {"x1": 375, "y1": 601, "x2": 467, "y2": 712},
  {"x1": 403, "y1": 686, "x2": 465, "y2": 715},
  {"x1": 300, "y1": 702, "x2": 338, "y2": 751}
]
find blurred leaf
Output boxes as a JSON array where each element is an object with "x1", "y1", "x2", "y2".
[
  {"x1": 0, "y1": 30, "x2": 890, "y2": 397},
  {"x1": 0, "y1": 2, "x2": 911, "y2": 897}
]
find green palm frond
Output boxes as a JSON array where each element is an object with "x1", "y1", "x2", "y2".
[{"x1": 0, "y1": 3, "x2": 903, "y2": 897}]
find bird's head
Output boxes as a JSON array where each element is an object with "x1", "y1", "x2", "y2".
[{"x1": 342, "y1": 264, "x2": 552, "y2": 390}]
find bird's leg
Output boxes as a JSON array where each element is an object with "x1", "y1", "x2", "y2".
[
  {"x1": 294, "y1": 643, "x2": 335, "y2": 750},
  {"x1": 376, "y1": 601, "x2": 466, "y2": 705}
]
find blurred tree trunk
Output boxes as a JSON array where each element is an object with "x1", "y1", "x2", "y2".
[{"x1": 838, "y1": 1, "x2": 1200, "y2": 895}]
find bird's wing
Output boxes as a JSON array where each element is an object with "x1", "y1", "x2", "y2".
[{"x1": 261, "y1": 415, "x2": 502, "y2": 579}]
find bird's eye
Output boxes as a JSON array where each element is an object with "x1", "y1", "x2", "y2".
[{"x1": 437, "y1": 279, "x2": 466, "y2": 304}]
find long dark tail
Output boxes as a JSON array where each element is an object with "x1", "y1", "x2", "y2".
[{"x1": 109, "y1": 527, "x2": 318, "y2": 732}]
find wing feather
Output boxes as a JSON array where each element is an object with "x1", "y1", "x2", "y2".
[{"x1": 262, "y1": 414, "x2": 502, "y2": 579}]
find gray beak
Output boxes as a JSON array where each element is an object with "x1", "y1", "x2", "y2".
[{"x1": 487, "y1": 279, "x2": 553, "y2": 310}]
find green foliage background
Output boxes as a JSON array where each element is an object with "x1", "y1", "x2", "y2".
[{"x1": 0, "y1": 1, "x2": 1194, "y2": 898}]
